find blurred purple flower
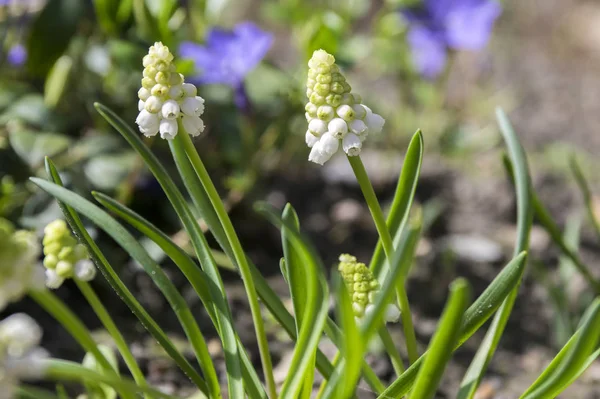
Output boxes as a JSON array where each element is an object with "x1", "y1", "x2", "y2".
[
  {"x1": 7, "y1": 44, "x2": 26, "y2": 66},
  {"x1": 402, "y1": 0, "x2": 501, "y2": 79},
  {"x1": 179, "y1": 22, "x2": 273, "y2": 109}
]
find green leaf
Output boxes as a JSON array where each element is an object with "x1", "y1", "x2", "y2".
[
  {"x1": 378, "y1": 252, "x2": 528, "y2": 398},
  {"x1": 82, "y1": 345, "x2": 118, "y2": 399},
  {"x1": 94, "y1": 103, "x2": 242, "y2": 399},
  {"x1": 9, "y1": 130, "x2": 71, "y2": 168},
  {"x1": 520, "y1": 298, "x2": 600, "y2": 398},
  {"x1": 457, "y1": 108, "x2": 533, "y2": 399},
  {"x1": 0, "y1": 94, "x2": 62, "y2": 129},
  {"x1": 411, "y1": 279, "x2": 471, "y2": 399},
  {"x1": 93, "y1": 191, "x2": 267, "y2": 399},
  {"x1": 320, "y1": 276, "x2": 363, "y2": 399},
  {"x1": 35, "y1": 162, "x2": 209, "y2": 395},
  {"x1": 370, "y1": 129, "x2": 424, "y2": 279},
  {"x1": 31, "y1": 177, "x2": 220, "y2": 397},
  {"x1": 570, "y1": 156, "x2": 600, "y2": 243},
  {"x1": 254, "y1": 202, "x2": 329, "y2": 399},
  {"x1": 26, "y1": 0, "x2": 84, "y2": 77},
  {"x1": 44, "y1": 55, "x2": 73, "y2": 108}
]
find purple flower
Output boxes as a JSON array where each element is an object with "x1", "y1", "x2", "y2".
[
  {"x1": 7, "y1": 44, "x2": 27, "y2": 66},
  {"x1": 179, "y1": 22, "x2": 273, "y2": 109},
  {"x1": 402, "y1": 0, "x2": 501, "y2": 79}
]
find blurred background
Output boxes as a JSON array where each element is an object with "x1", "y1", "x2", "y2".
[{"x1": 2, "y1": 0, "x2": 600, "y2": 397}]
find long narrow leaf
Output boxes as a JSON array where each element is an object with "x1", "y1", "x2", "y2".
[
  {"x1": 30, "y1": 178, "x2": 220, "y2": 397},
  {"x1": 411, "y1": 279, "x2": 471, "y2": 399},
  {"x1": 570, "y1": 156, "x2": 600, "y2": 243},
  {"x1": 457, "y1": 108, "x2": 533, "y2": 398},
  {"x1": 378, "y1": 251, "x2": 527, "y2": 398},
  {"x1": 94, "y1": 102, "x2": 244, "y2": 398},
  {"x1": 254, "y1": 202, "x2": 329, "y2": 399},
  {"x1": 42, "y1": 159, "x2": 208, "y2": 393},
  {"x1": 370, "y1": 129, "x2": 424, "y2": 279}
]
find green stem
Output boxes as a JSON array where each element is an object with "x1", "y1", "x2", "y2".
[
  {"x1": 44, "y1": 359, "x2": 182, "y2": 399},
  {"x1": 16, "y1": 386, "x2": 59, "y2": 399},
  {"x1": 75, "y1": 280, "x2": 149, "y2": 399},
  {"x1": 378, "y1": 328, "x2": 405, "y2": 375},
  {"x1": 347, "y1": 155, "x2": 419, "y2": 364},
  {"x1": 179, "y1": 132, "x2": 277, "y2": 398},
  {"x1": 28, "y1": 290, "x2": 135, "y2": 399}
]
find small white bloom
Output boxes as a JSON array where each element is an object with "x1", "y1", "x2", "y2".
[
  {"x1": 182, "y1": 115, "x2": 205, "y2": 137},
  {"x1": 140, "y1": 124, "x2": 160, "y2": 137},
  {"x1": 308, "y1": 142, "x2": 333, "y2": 165},
  {"x1": 365, "y1": 110, "x2": 385, "y2": 134},
  {"x1": 319, "y1": 132, "x2": 339, "y2": 156},
  {"x1": 384, "y1": 304, "x2": 401, "y2": 323},
  {"x1": 328, "y1": 118, "x2": 348, "y2": 139},
  {"x1": 342, "y1": 133, "x2": 362, "y2": 156},
  {"x1": 138, "y1": 100, "x2": 144, "y2": 111},
  {"x1": 135, "y1": 110, "x2": 159, "y2": 131},
  {"x1": 4, "y1": 347, "x2": 49, "y2": 379},
  {"x1": 182, "y1": 83, "x2": 197, "y2": 97},
  {"x1": 144, "y1": 96, "x2": 163, "y2": 113},
  {"x1": 0, "y1": 314, "x2": 42, "y2": 357},
  {"x1": 305, "y1": 131, "x2": 319, "y2": 148},
  {"x1": 336, "y1": 104, "x2": 354, "y2": 121},
  {"x1": 168, "y1": 85, "x2": 184, "y2": 100},
  {"x1": 138, "y1": 87, "x2": 150, "y2": 101},
  {"x1": 352, "y1": 104, "x2": 366, "y2": 119},
  {"x1": 75, "y1": 260, "x2": 96, "y2": 282},
  {"x1": 317, "y1": 105, "x2": 334, "y2": 121},
  {"x1": 159, "y1": 119, "x2": 178, "y2": 140},
  {"x1": 142, "y1": 54, "x2": 153, "y2": 68},
  {"x1": 308, "y1": 119, "x2": 327, "y2": 136},
  {"x1": 45, "y1": 269, "x2": 64, "y2": 289},
  {"x1": 180, "y1": 96, "x2": 205, "y2": 117},
  {"x1": 161, "y1": 99, "x2": 180, "y2": 119},
  {"x1": 349, "y1": 119, "x2": 368, "y2": 136}
]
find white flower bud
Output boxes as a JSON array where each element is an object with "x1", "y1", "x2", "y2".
[
  {"x1": 144, "y1": 96, "x2": 162, "y2": 113},
  {"x1": 136, "y1": 110, "x2": 159, "y2": 130},
  {"x1": 352, "y1": 104, "x2": 366, "y2": 120},
  {"x1": 365, "y1": 111, "x2": 385, "y2": 134},
  {"x1": 343, "y1": 133, "x2": 362, "y2": 156},
  {"x1": 161, "y1": 100, "x2": 180, "y2": 119},
  {"x1": 0, "y1": 314, "x2": 42, "y2": 356},
  {"x1": 349, "y1": 119, "x2": 368, "y2": 135},
  {"x1": 182, "y1": 83, "x2": 197, "y2": 97},
  {"x1": 138, "y1": 100, "x2": 144, "y2": 111},
  {"x1": 336, "y1": 104, "x2": 355, "y2": 121},
  {"x1": 317, "y1": 105, "x2": 334, "y2": 121},
  {"x1": 159, "y1": 119, "x2": 178, "y2": 140},
  {"x1": 308, "y1": 141, "x2": 333, "y2": 165},
  {"x1": 182, "y1": 115, "x2": 205, "y2": 137},
  {"x1": 75, "y1": 260, "x2": 96, "y2": 282},
  {"x1": 45, "y1": 269, "x2": 64, "y2": 289},
  {"x1": 319, "y1": 132, "x2": 339, "y2": 156},
  {"x1": 168, "y1": 85, "x2": 184, "y2": 100},
  {"x1": 140, "y1": 124, "x2": 160, "y2": 137},
  {"x1": 138, "y1": 87, "x2": 150, "y2": 101},
  {"x1": 305, "y1": 131, "x2": 319, "y2": 148},
  {"x1": 5, "y1": 347, "x2": 49, "y2": 378},
  {"x1": 328, "y1": 118, "x2": 348, "y2": 139},
  {"x1": 142, "y1": 54, "x2": 153, "y2": 67},
  {"x1": 308, "y1": 119, "x2": 327, "y2": 136},
  {"x1": 180, "y1": 96, "x2": 205, "y2": 117}
]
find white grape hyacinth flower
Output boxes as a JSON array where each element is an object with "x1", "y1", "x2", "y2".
[
  {"x1": 136, "y1": 42, "x2": 206, "y2": 140},
  {"x1": 0, "y1": 313, "x2": 49, "y2": 398},
  {"x1": 304, "y1": 49, "x2": 385, "y2": 165}
]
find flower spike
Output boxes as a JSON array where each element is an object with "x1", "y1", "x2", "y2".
[
  {"x1": 136, "y1": 42, "x2": 206, "y2": 139},
  {"x1": 305, "y1": 50, "x2": 385, "y2": 165}
]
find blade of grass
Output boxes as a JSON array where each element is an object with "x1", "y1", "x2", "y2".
[
  {"x1": 95, "y1": 103, "x2": 244, "y2": 398},
  {"x1": 255, "y1": 202, "x2": 329, "y2": 399},
  {"x1": 16, "y1": 386, "x2": 59, "y2": 399},
  {"x1": 570, "y1": 156, "x2": 600, "y2": 243},
  {"x1": 457, "y1": 108, "x2": 533, "y2": 399},
  {"x1": 178, "y1": 129, "x2": 276, "y2": 398},
  {"x1": 378, "y1": 251, "x2": 528, "y2": 398},
  {"x1": 31, "y1": 178, "x2": 218, "y2": 396},
  {"x1": 411, "y1": 279, "x2": 471, "y2": 399},
  {"x1": 520, "y1": 298, "x2": 600, "y2": 398},
  {"x1": 93, "y1": 191, "x2": 268, "y2": 399},
  {"x1": 42, "y1": 158, "x2": 208, "y2": 393}
]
